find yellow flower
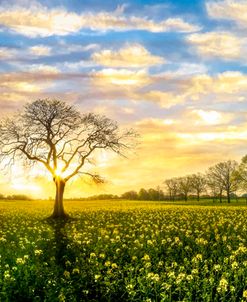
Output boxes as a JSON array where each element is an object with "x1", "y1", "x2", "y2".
[
  {"x1": 95, "y1": 274, "x2": 101, "y2": 282},
  {"x1": 63, "y1": 271, "x2": 70, "y2": 279},
  {"x1": 90, "y1": 253, "x2": 96, "y2": 258},
  {"x1": 34, "y1": 249, "x2": 43, "y2": 256},
  {"x1": 72, "y1": 268, "x2": 80, "y2": 274},
  {"x1": 243, "y1": 290, "x2": 247, "y2": 298},
  {"x1": 142, "y1": 254, "x2": 150, "y2": 261}
]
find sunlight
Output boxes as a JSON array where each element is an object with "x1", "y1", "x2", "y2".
[
  {"x1": 11, "y1": 182, "x2": 41, "y2": 192},
  {"x1": 196, "y1": 110, "x2": 221, "y2": 125},
  {"x1": 54, "y1": 168, "x2": 63, "y2": 177}
]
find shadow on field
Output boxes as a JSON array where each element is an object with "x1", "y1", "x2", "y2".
[{"x1": 44, "y1": 217, "x2": 78, "y2": 269}]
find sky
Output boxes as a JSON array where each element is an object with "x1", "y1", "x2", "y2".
[{"x1": 1, "y1": 0, "x2": 247, "y2": 198}]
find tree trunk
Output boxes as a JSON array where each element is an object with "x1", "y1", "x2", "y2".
[
  {"x1": 52, "y1": 177, "x2": 67, "y2": 218},
  {"x1": 227, "y1": 190, "x2": 230, "y2": 203},
  {"x1": 197, "y1": 191, "x2": 200, "y2": 201},
  {"x1": 219, "y1": 189, "x2": 222, "y2": 203},
  {"x1": 184, "y1": 193, "x2": 187, "y2": 201}
]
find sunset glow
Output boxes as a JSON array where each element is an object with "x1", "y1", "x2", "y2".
[{"x1": 0, "y1": 0, "x2": 247, "y2": 198}]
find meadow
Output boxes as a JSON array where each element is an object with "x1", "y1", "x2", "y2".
[{"x1": 0, "y1": 200, "x2": 247, "y2": 302}]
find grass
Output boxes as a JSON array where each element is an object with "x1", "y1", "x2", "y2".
[{"x1": 0, "y1": 199, "x2": 247, "y2": 301}]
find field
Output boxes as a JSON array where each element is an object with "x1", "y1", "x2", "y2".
[{"x1": 0, "y1": 200, "x2": 247, "y2": 301}]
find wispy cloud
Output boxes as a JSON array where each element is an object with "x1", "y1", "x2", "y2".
[{"x1": 0, "y1": 4, "x2": 200, "y2": 37}]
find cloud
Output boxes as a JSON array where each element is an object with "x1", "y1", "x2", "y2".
[
  {"x1": 144, "y1": 71, "x2": 247, "y2": 106},
  {"x1": 92, "y1": 44, "x2": 165, "y2": 68},
  {"x1": 122, "y1": 71, "x2": 247, "y2": 109},
  {"x1": 0, "y1": 4, "x2": 200, "y2": 37},
  {"x1": 192, "y1": 109, "x2": 222, "y2": 125},
  {"x1": 0, "y1": 68, "x2": 60, "y2": 95},
  {"x1": 189, "y1": 109, "x2": 235, "y2": 126},
  {"x1": 28, "y1": 45, "x2": 51, "y2": 56},
  {"x1": 0, "y1": 47, "x2": 16, "y2": 59},
  {"x1": 27, "y1": 64, "x2": 59, "y2": 74},
  {"x1": 131, "y1": 90, "x2": 184, "y2": 108},
  {"x1": 0, "y1": 67, "x2": 69, "y2": 113},
  {"x1": 187, "y1": 71, "x2": 247, "y2": 95},
  {"x1": 187, "y1": 31, "x2": 243, "y2": 60},
  {"x1": 166, "y1": 63, "x2": 208, "y2": 76},
  {"x1": 0, "y1": 6, "x2": 83, "y2": 37},
  {"x1": 92, "y1": 68, "x2": 151, "y2": 86},
  {"x1": 206, "y1": 0, "x2": 247, "y2": 28},
  {"x1": 177, "y1": 126, "x2": 247, "y2": 144},
  {"x1": 125, "y1": 116, "x2": 247, "y2": 188}
]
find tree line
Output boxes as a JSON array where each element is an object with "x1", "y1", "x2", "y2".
[
  {"x1": 164, "y1": 157, "x2": 247, "y2": 203},
  {"x1": 79, "y1": 157, "x2": 247, "y2": 203},
  {"x1": 0, "y1": 194, "x2": 32, "y2": 200}
]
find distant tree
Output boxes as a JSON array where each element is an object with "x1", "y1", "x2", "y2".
[
  {"x1": 207, "y1": 160, "x2": 239, "y2": 203},
  {"x1": 121, "y1": 190, "x2": 138, "y2": 200},
  {"x1": 190, "y1": 173, "x2": 207, "y2": 201},
  {"x1": 164, "y1": 178, "x2": 179, "y2": 201},
  {"x1": 86, "y1": 194, "x2": 119, "y2": 200},
  {"x1": 206, "y1": 169, "x2": 224, "y2": 203},
  {"x1": 7, "y1": 194, "x2": 32, "y2": 200},
  {"x1": 206, "y1": 177, "x2": 219, "y2": 203},
  {"x1": 147, "y1": 188, "x2": 157, "y2": 200},
  {"x1": 156, "y1": 186, "x2": 165, "y2": 201},
  {"x1": 177, "y1": 176, "x2": 192, "y2": 201},
  {"x1": 0, "y1": 99, "x2": 136, "y2": 218},
  {"x1": 235, "y1": 155, "x2": 247, "y2": 189},
  {"x1": 138, "y1": 188, "x2": 149, "y2": 200}
]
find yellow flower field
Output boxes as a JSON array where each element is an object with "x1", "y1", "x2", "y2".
[{"x1": 0, "y1": 200, "x2": 247, "y2": 301}]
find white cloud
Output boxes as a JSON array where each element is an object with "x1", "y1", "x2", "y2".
[
  {"x1": 92, "y1": 44, "x2": 165, "y2": 68},
  {"x1": 187, "y1": 31, "x2": 243, "y2": 60},
  {"x1": 27, "y1": 64, "x2": 59, "y2": 74},
  {"x1": 207, "y1": 0, "x2": 247, "y2": 28},
  {"x1": 0, "y1": 47, "x2": 15, "y2": 59},
  {"x1": 92, "y1": 68, "x2": 151, "y2": 86},
  {"x1": 0, "y1": 4, "x2": 200, "y2": 37},
  {"x1": 28, "y1": 45, "x2": 51, "y2": 56},
  {"x1": 167, "y1": 63, "x2": 208, "y2": 76},
  {"x1": 193, "y1": 109, "x2": 222, "y2": 125}
]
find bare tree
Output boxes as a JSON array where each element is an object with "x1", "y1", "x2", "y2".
[
  {"x1": 190, "y1": 173, "x2": 207, "y2": 201},
  {"x1": 207, "y1": 160, "x2": 239, "y2": 203},
  {"x1": 235, "y1": 155, "x2": 247, "y2": 188},
  {"x1": 0, "y1": 99, "x2": 137, "y2": 218},
  {"x1": 206, "y1": 177, "x2": 220, "y2": 203},
  {"x1": 164, "y1": 178, "x2": 179, "y2": 201},
  {"x1": 177, "y1": 176, "x2": 192, "y2": 201}
]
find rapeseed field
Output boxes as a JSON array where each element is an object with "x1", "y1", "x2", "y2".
[{"x1": 0, "y1": 200, "x2": 247, "y2": 301}]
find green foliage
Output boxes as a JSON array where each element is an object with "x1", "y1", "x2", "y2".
[{"x1": 0, "y1": 200, "x2": 247, "y2": 301}]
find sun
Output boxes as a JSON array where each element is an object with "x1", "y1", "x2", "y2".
[{"x1": 54, "y1": 168, "x2": 63, "y2": 177}]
